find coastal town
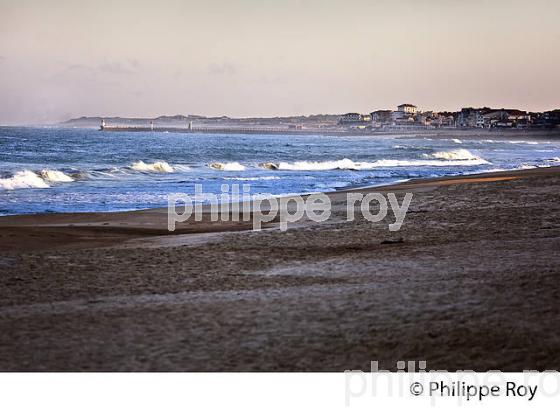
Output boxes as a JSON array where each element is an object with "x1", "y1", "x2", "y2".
[{"x1": 339, "y1": 104, "x2": 560, "y2": 130}]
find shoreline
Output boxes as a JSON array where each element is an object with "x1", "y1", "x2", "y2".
[{"x1": 0, "y1": 166, "x2": 558, "y2": 251}]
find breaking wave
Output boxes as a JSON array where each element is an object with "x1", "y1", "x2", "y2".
[
  {"x1": 40, "y1": 169, "x2": 75, "y2": 182},
  {"x1": 0, "y1": 171, "x2": 50, "y2": 190},
  {"x1": 130, "y1": 160, "x2": 175, "y2": 173},
  {"x1": 258, "y1": 153, "x2": 489, "y2": 171},
  {"x1": 372, "y1": 157, "x2": 489, "y2": 166},
  {"x1": 0, "y1": 169, "x2": 75, "y2": 190},
  {"x1": 209, "y1": 162, "x2": 246, "y2": 171},
  {"x1": 260, "y1": 159, "x2": 359, "y2": 171},
  {"x1": 223, "y1": 176, "x2": 280, "y2": 181},
  {"x1": 508, "y1": 140, "x2": 539, "y2": 145},
  {"x1": 427, "y1": 149, "x2": 485, "y2": 161}
]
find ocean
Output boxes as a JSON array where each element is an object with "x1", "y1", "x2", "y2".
[{"x1": 1, "y1": 126, "x2": 559, "y2": 216}]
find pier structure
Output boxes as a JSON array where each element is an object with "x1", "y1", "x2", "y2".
[{"x1": 98, "y1": 124, "x2": 449, "y2": 136}]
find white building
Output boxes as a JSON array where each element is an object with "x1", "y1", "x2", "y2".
[{"x1": 397, "y1": 104, "x2": 418, "y2": 114}]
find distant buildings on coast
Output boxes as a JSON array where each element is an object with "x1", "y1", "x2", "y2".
[
  {"x1": 92, "y1": 104, "x2": 560, "y2": 134},
  {"x1": 339, "y1": 105, "x2": 560, "y2": 130}
]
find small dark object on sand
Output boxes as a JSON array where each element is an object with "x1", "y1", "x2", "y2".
[{"x1": 380, "y1": 237, "x2": 404, "y2": 245}]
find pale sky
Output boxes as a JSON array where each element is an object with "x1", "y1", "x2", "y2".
[{"x1": 0, "y1": 0, "x2": 559, "y2": 124}]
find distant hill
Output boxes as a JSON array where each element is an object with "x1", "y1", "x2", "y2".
[
  {"x1": 59, "y1": 114, "x2": 341, "y2": 128},
  {"x1": 60, "y1": 115, "x2": 205, "y2": 128}
]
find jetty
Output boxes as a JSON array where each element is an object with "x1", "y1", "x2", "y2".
[
  {"x1": 98, "y1": 119, "x2": 458, "y2": 137},
  {"x1": 97, "y1": 120, "x2": 560, "y2": 139}
]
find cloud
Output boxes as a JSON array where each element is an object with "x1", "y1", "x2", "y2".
[
  {"x1": 173, "y1": 68, "x2": 183, "y2": 79},
  {"x1": 66, "y1": 63, "x2": 90, "y2": 71},
  {"x1": 128, "y1": 58, "x2": 140, "y2": 69},
  {"x1": 97, "y1": 61, "x2": 136, "y2": 74},
  {"x1": 207, "y1": 62, "x2": 236, "y2": 76},
  {"x1": 48, "y1": 60, "x2": 138, "y2": 87},
  {"x1": 96, "y1": 58, "x2": 140, "y2": 74},
  {"x1": 63, "y1": 60, "x2": 139, "y2": 75}
]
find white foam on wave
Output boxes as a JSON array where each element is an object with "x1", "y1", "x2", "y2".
[
  {"x1": 209, "y1": 162, "x2": 246, "y2": 171},
  {"x1": 223, "y1": 176, "x2": 280, "y2": 181},
  {"x1": 259, "y1": 152, "x2": 489, "y2": 171},
  {"x1": 262, "y1": 159, "x2": 359, "y2": 171},
  {"x1": 0, "y1": 169, "x2": 77, "y2": 190},
  {"x1": 373, "y1": 157, "x2": 489, "y2": 166},
  {"x1": 427, "y1": 148, "x2": 485, "y2": 161},
  {"x1": 546, "y1": 157, "x2": 560, "y2": 163},
  {"x1": 40, "y1": 169, "x2": 74, "y2": 182},
  {"x1": 0, "y1": 170, "x2": 51, "y2": 190},
  {"x1": 130, "y1": 160, "x2": 175, "y2": 173},
  {"x1": 451, "y1": 138, "x2": 463, "y2": 144},
  {"x1": 508, "y1": 140, "x2": 539, "y2": 145}
]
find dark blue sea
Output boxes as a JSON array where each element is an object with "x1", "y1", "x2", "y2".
[{"x1": 1, "y1": 126, "x2": 559, "y2": 215}]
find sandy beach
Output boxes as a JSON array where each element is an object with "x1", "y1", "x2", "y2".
[{"x1": 1, "y1": 166, "x2": 559, "y2": 371}]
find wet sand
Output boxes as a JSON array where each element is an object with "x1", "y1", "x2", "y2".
[{"x1": 1, "y1": 166, "x2": 560, "y2": 371}]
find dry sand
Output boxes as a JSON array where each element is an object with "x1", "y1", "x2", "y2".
[{"x1": 1, "y1": 167, "x2": 559, "y2": 371}]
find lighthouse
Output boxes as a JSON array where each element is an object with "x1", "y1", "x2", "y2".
[{"x1": 100, "y1": 119, "x2": 106, "y2": 130}]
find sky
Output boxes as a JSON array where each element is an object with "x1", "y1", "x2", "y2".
[{"x1": 0, "y1": 0, "x2": 559, "y2": 124}]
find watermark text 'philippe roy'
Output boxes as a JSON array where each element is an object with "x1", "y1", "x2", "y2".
[{"x1": 168, "y1": 184, "x2": 413, "y2": 232}]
